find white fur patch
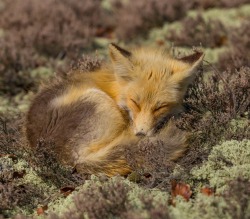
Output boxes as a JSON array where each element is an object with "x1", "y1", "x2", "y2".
[{"x1": 85, "y1": 88, "x2": 106, "y2": 95}]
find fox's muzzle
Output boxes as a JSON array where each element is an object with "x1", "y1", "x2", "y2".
[{"x1": 133, "y1": 113, "x2": 154, "y2": 137}]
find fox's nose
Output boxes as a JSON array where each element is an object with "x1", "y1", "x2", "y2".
[{"x1": 135, "y1": 131, "x2": 146, "y2": 137}]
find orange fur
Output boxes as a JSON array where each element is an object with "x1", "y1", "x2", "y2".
[{"x1": 26, "y1": 44, "x2": 204, "y2": 176}]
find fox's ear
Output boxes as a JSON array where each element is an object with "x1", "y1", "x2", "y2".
[
  {"x1": 171, "y1": 51, "x2": 204, "y2": 88},
  {"x1": 109, "y1": 43, "x2": 133, "y2": 82},
  {"x1": 178, "y1": 51, "x2": 204, "y2": 66}
]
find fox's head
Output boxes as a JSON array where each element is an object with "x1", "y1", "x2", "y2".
[{"x1": 109, "y1": 44, "x2": 204, "y2": 137}]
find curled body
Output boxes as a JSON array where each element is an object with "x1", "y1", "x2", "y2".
[{"x1": 26, "y1": 44, "x2": 204, "y2": 176}]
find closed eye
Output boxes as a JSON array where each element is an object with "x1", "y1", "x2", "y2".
[
  {"x1": 153, "y1": 104, "x2": 169, "y2": 113},
  {"x1": 130, "y1": 99, "x2": 140, "y2": 109}
]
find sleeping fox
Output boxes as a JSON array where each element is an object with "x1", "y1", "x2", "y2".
[{"x1": 26, "y1": 44, "x2": 204, "y2": 176}]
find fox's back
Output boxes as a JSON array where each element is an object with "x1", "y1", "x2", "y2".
[{"x1": 26, "y1": 44, "x2": 203, "y2": 175}]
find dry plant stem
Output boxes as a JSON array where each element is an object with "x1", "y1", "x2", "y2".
[{"x1": 203, "y1": 60, "x2": 236, "y2": 117}]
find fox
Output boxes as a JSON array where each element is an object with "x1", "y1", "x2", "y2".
[{"x1": 26, "y1": 44, "x2": 204, "y2": 176}]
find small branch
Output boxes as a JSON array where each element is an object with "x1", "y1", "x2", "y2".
[
  {"x1": 203, "y1": 60, "x2": 237, "y2": 117},
  {"x1": 0, "y1": 117, "x2": 8, "y2": 135}
]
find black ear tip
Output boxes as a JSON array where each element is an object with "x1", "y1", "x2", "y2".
[
  {"x1": 179, "y1": 51, "x2": 204, "y2": 64},
  {"x1": 109, "y1": 43, "x2": 123, "y2": 51},
  {"x1": 109, "y1": 43, "x2": 132, "y2": 58},
  {"x1": 110, "y1": 43, "x2": 118, "y2": 48}
]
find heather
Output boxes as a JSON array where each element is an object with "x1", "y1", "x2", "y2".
[
  {"x1": 0, "y1": 0, "x2": 109, "y2": 96},
  {"x1": 0, "y1": 0, "x2": 250, "y2": 218}
]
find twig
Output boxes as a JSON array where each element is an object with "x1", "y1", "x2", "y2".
[{"x1": 203, "y1": 60, "x2": 237, "y2": 117}]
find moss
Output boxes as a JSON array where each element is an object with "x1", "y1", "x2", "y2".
[
  {"x1": 46, "y1": 190, "x2": 76, "y2": 216},
  {"x1": 188, "y1": 4, "x2": 250, "y2": 27},
  {"x1": 202, "y1": 47, "x2": 228, "y2": 63},
  {"x1": 170, "y1": 194, "x2": 231, "y2": 219},
  {"x1": 147, "y1": 4, "x2": 250, "y2": 49},
  {"x1": 148, "y1": 21, "x2": 182, "y2": 43},
  {"x1": 191, "y1": 140, "x2": 250, "y2": 193},
  {"x1": 22, "y1": 169, "x2": 56, "y2": 192},
  {"x1": 93, "y1": 37, "x2": 112, "y2": 54},
  {"x1": 30, "y1": 67, "x2": 53, "y2": 79},
  {"x1": 0, "y1": 157, "x2": 54, "y2": 217},
  {"x1": 225, "y1": 117, "x2": 249, "y2": 141},
  {"x1": 101, "y1": 0, "x2": 113, "y2": 11},
  {"x1": 0, "y1": 2, "x2": 249, "y2": 218},
  {"x1": 0, "y1": 97, "x2": 10, "y2": 113},
  {"x1": 45, "y1": 176, "x2": 169, "y2": 218},
  {"x1": 169, "y1": 178, "x2": 250, "y2": 219},
  {"x1": 126, "y1": 179, "x2": 169, "y2": 211},
  {"x1": 0, "y1": 92, "x2": 33, "y2": 114}
]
